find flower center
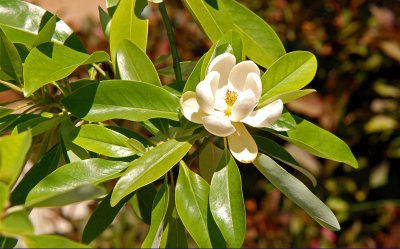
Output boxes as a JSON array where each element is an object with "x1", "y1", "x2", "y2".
[{"x1": 224, "y1": 90, "x2": 238, "y2": 116}]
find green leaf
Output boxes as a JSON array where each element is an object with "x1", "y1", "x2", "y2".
[
  {"x1": 128, "y1": 183, "x2": 157, "y2": 225},
  {"x1": 25, "y1": 158, "x2": 129, "y2": 207},
  {"x1": 153, "y1": 53, "x2": 170, "y2": 66},
  {"x1": 13, "y1": 116, "x2": 64, "y2": 136},
  {"x1": 272, "y1": 115, "x2": 358, "y2": 168},
  {"x1": 0, "y1": 130, "x2": 32, "y2": 188},
  {"x1": 109, "y1": 0, "x2": 148, "y2": 63},
  {"x1": 0, "y1": 182, "x2": 8, "y2": 214},
  {"x1": 23, "y1": 234, "x2": 91, "y2": 248},
  {"x1": 0, "y1": 27, "x2": 23, "y2": 84},
  {"x1": 106, "y1": 125, "x2": 153, "y2": 148},
  {"x1": 82, "y1": 190, "x2": 135, "y2": 244},
  {"x1": 70, "y1": 79, "x2": 97, "y2": 92},
  {"x1": 260, "y1": 51, "x2": 317, "y2": 103},
  {"x1": 0, "y1": 107, "x2": 13, "y2": 119},
  {"x1": 10, "y1": 145, "x2": 61, "y2": 206},
  {"x1": 209, "y1": 149, "x2": 246, "y2": 248},
  {"x1": 253, "y1": 135, "x2": 316, "y2": 187},
  {"x1": 142, "y1": 183, "x2": 169, "y2": 248},
  {"x1": 72, "y1": 124, "x2": 135, "y2": 158},
  {"x1": 221, "y1": 0, "x2": 285, "y2": 68},
  {"x1": 199, "y1": 143, "x2": 223, "y2": 184},
  {"x1": 60, "y1": 119, "x2": 90, "y2": 163},
  {"x1": 264, "y1": 108, "x2": 296, "y2": 132},
  {"x1": 111, "y1": 136, "x2": 196, "y2": 206},
  {"x1": 253, "y1": 153, "x2": 340, "y2": 231},
  {"x1": 117, "y1": 39, "x2": 161, "y2": 86},
  {"x1": 0, "y1": 114, "x2": 38, "y2": 135},
  {"x1": 258, "y1": 89, "x2": 316, "y2": 109},
  {"x1": 107, "y1": 0, "x2": 120, "y2": 17},
  {"x1": 0, "y1": 236, "x2": 17, "y2": 248},
  {"x1": 163, "y1": 80, "x2": 186, "y2": 97},
  {"x1": 14, "y1": 42, "x2": 30, "y2": 62},
  {"x1": 175, "y1": 161, "x2": 225, "y2": 248},
  {"x1": 62, "y1": 80, "x2": 180, "y2": 122},
  {"x1": 23, "y1": 42, "x2": 110, "y2": 96},
  {"x1": 0, "y1": 0, "x2": 85, "y2": 51},
  {"x1": 0, "y1": 211, "x2": 33, "y2": 236},
  {"x1": 182, "y1": 55, "x2": 205, "y2": 93},
  {"x1": 158, "y1": 61, "x2": 197, "y2": 80},
  {"x1": 98, "y1": 7, "x2": 111, "y2": 40},
  {"x1": 32, "y1": 15, "x2": 57, "y2": 48},
  {"x1": 125, "y1": 138, "x2": 146, "y2": 154}
]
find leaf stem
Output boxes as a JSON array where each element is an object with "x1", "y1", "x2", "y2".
[
  {"x1": 91, "y1": 63, "x2": 108, "y2": 79},
  {"x1": 158, "y1": 2, "x2": 182, "y2": 81},
  {"x1": 0, "y1": 79, "x2": 23, "y2": 94}
]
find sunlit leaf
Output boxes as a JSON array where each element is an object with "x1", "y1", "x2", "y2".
[
  {"x1": 0, "y1": 211, "x2": 33, "y2": 236},
  {"x1": 31, "y1": 15, "x2": 57, "y2": 48},
  {"x1": 0, "y1": 27, "x2": 23, "y2": 84},
  {"x1": 23, "y1": 234, "x2": 91, "y2": 248}
]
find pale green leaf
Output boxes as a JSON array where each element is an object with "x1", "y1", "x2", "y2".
[{"x1": 23, "y1": 234, "x2": 91, "y2": 248}]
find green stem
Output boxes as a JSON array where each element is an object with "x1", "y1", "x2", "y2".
[
  {"x1": 158, "y1": 2, "x2": 182, "y2": 82},
  {"x1": 92, "y1": 63, "x2": 108, "y2": 79},
  {"x1": 52, "y1": 81, "x2": 67, "y2": 96},
  {"x1": 0, "y1": 79, "x2": 23, "y2": 94},
  {"x1": 63, "y1": 78, "x2": 72, "y2": 94}
]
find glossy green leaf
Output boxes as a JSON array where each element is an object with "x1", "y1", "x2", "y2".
[
  {"x1": 0, "y1": 211, "x2": 33, "y2": 236},
  {"x1": 142, "y1": 183, "x2": 169, "y2": 248},
  {"x1": 129, "y1": 183, "x2": 157, "y2": 225},
  {"x1": 260, "y1": 51, "x2": 317, "y2": 103},
  {"x1": 117, "y1": 39, "x2": 161, "y2": 86},
  {"x1": 158, "y1": 61, "x2": 197, "y2": 80},
  {"x1": 60, "y1": 119, "x2": 90, "y2": 163},
  {"x1": 111, "y1": 136, "x2": 196, "y2": 206},
  {"x1": 125, "y1": 138, "x2": 146, "y2": 154},
  {"x1": 25, "y1": 158, "x2": 129, "y2": 207},
  {"x1": 264, "y1": 108, "x2": 296, "y2": 132},
  {"x1": 209, "y1": 149, "x2": 245, "y2": 248},
  {"x1": 10, "y1": 145, "x2": 61, "y2": 206},
  {"x1": 109, "y1": 0, "x2": 148, "y2": 63},
  {"x1": 23, "y1": 234, "x2": 91, "y2": 248},
  {"x1": 253, "y1": 153, "x2": 340, "y2": 231},
  {"x1": 221, "y1": 0, "x2": 286, "y2": 68},
  {"x1": 175, "y1": 161, "x2": 225, "y2": 248},
  {"x1": 0, "y1": 0, "x2": 85, "y2": 51},
  {"x1": 253, "y1": 135, "x2": 316, "y2": 187},
  {"x1": 98, "y1": 7, "x2": 111, "y2": 40},
  {"x1": 258, "y1": 89, "x2": 316, "y2": 109},
  {"x1": 0, "y1": 130, "x2": 31, "y2": 188},
  {"x1": 182, "y1": 55, "x2": 205, "y2": 93},
  {"x1": 0, "y1": 27, "x2": 23, "y2": 84},
  {"x1": 32, "y1": 15, "x2": 57, "y2": 48},
  {"x1": 199, "y1": 143, "x2": 223, "y2": 183},
  {"x1": 13, "y1": 116, "x2": 64, "y2": 136},
  {"x1": 82, "y1": 190, "x2": 135, "y2": 244},
  {"x1": 23, "y1": 42, "x2": 109, "y2": 96},
  {"x1": 272, "y1": 115, "x2": 358, "y2": 168},
  {"x1": 153, "y1": 53, "x2": 170, "y2": 66},
  {"x1": 106, "y1": 125, "x2": 153, "y2": 148},
  {"x1": 72, "y1": 124, "x2": 135, "y2": 158},
  {"x1": 0, "y1": 182, "x2": 8, "y2": 214},
  {"x1": 0, "y1": 107, "x2": 13, "y2": 119},
  {"x1": 63, "y1": 80, "x2": 180, "y2": 122}
]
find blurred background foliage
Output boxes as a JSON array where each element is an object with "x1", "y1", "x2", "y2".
[{"x1": 11, "y1": 0, "x2": 400, "y2": 247}]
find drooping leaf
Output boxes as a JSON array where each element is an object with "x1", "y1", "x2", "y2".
[
  {"x1": 111, "y1": 136, "x2": 196, "y2": 206},
  {"x1": 0, "y1": 27, "x2": 23, "y2": 84},
  {"x1": 272, "y1": 115, "x2": 358, "y2": 168},
  {"x1": 82, "y1": 190, "x2": 135, "y2": 244},
  {"x1": 23, "y1": 42, "x2": 109, "y2": 96},
  {"x1": 60, "y1": 119, "x2": 90, "y2": 163},
  {"x1": 175, "y1": 161, "x2": 225, "y2": 248},
  {"x1": 23, "y1": 234, "x2": 91, "y2": 248},
  {"x1": 0, "y1": 211, "x2": 33, "y2": 236},
  {"x1": 199, "y1": 143, "x2": 223, "y2": 183},
  {"x1": 209, "y1": 149, "x2": 246, "y2": 248},
  {"x1": 117, "y1": 39, "x2": 161, "y2": 86},
  {"x1": 25, "y1": 159, "x2": 129, "y2": 207},
  {"x1": 259, "y1": 51, "x2": 317, "y2": 103},
  {"x1": 31, "y1": 15, "x2": 57, "y2": 48},
  {"x1": 0, "y1": 0, "x2": 85, "y2": 51},
  {"x1": 10, "y1": 144, "x2": 61, "y2": 206},
  {"x1": 128, "y1": 183, "x2": 157, "y2": 225},
  {"x1": 72, "y1": 124, "x2": 135, "y2": 158},
  {"x1": 253, "y1": 153, "x2": 340, "y2": 231},
  {"x1": 142, "y1": 183, "x2": 169, "y2": 248},
  {"x1": 257, "y1": 89, "x2": 316, "y2": 109},
  {"x1": 109, "y1": 0, "x2": 148, "y2": 63},
  {"x1": 62, "y1": 80, "x2": 180, "y2": 122},
  {"x1": 0, "y1": 130, "x2": 31, "y2": 188}
]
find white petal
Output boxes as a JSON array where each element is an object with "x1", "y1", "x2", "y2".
[
  {"x1": 244, "y1": 72, "x2": 262, "y2": 103},
  {"x1": 228, "y1": 61, "x2": 260, "y2": 93},
  {"x1": 230, "y1": 89, "x2": 256, "y2": 122},
  {"x1": 207, "y1": 53, "x2": 236, "y2": 90},
  {"x1": 242, "y1": 99, "x2": 284, "y2": 127},
  {"x1": 228, "y1": 122, "x2": 258, "y2": 163},
  {"x1": 213, "y1": 86, "x2": 228, "y2": 112},
  {"x1": 202, "y1": 115, "x2": 236, "y2": 137},
  {"x1": 195, "y1": 71, "x2": 220, "y2": 114},
  {"x1": 180, "y1": 91, "x2": 207, "y2": 124}
]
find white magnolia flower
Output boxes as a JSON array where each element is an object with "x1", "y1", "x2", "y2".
[{"x1": 180, "y1": 53, "x2": 283, "y2": 163}]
